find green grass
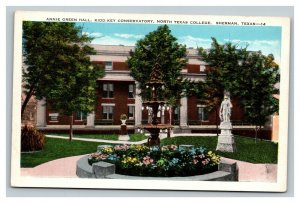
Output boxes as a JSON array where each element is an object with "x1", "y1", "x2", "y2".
[
  {"x1": 47, "y1": 133, "x2": 147, "y2": 142},
  {"x1": 129, "y1": 133, "x2": 148, "y2": 142},
  {"x1": 161, "y1": 136, "x2": 278, "y2": 164},
  {"x1": 21, "y1": 137, "x2": 104, "y2": 168},
  {"x1": 21, "y1": 135, "x2": 278, "y2": 168}
]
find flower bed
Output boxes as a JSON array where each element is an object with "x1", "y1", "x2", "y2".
[{"x1": 88, "y1": 144, "x2": 220, "y2": 177}]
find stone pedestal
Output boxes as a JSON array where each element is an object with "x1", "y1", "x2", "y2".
[
  {"x1": 147, "y1": 128, "x2": 160, "y2": 146},
  {"x1": 86, "y1": 111, "x2": 95, "y2": 128},
  {"x1": 119, "y1": 124, "x2": 130, "y2": 141},
  {"x1": 216, "y1": 121, "x2": 237, "y2": 152}
]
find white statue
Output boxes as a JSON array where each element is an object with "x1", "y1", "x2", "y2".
[{"x1": 219, "y1": 95, "x2": 232, "y2": 123}]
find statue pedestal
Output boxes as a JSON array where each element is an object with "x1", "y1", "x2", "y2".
[
  {"x1": 118, "y1": 124, "x2": 130, "y2": 141},
  {"x1": 216, "y1": 121, "x2": 237, "y2": 152}
]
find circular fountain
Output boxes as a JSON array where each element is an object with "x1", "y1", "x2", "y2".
[{"x1": 136, "y1": 63, "x2": 173, "y2": 146}]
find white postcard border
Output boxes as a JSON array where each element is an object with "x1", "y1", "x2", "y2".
[{"x1": 11, "y1": 11, "x2": 291, "y2": 192}]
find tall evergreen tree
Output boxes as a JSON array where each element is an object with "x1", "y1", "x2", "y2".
[{"x1": 22, "y1": 22, "x2": 104, "y2": 140}]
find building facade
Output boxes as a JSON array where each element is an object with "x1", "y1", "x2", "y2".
[{"x1": 36, "y1": 44, "x2": 246, "y2": 128}]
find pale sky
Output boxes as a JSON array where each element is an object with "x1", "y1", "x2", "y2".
[{"x1": 77, "y1": 22, "x2": 282, "y2": 64}]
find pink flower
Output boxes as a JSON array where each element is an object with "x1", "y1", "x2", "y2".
[
  {"x1": 90, "y1": 152, "x2": 108, "y2": 160},
  {"x1": 201, "y1": 158, "x2": 210, "y2": 165},
  {"x1": 114, "y1": 145, "x2": 129, "y2": 150},
  {"x1": 193, "y1": 159, "x2": 199, "y2": 164},
  {"x1": 143, "y1": 156, "x2": 153, "y2": 165}
]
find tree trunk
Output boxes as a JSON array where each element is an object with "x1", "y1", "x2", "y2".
[
  {"x1": 254, "y1": 126, "x2": 259, "y2": 144},
  {"x1": 21, "y1": 84, "x2": 35, "y2": 118},
  {"x1": 69, "y1": 115, "x2": 74, "y2": 141},
  {"x1": 167, "y1": 107, "x2": 173, "y2": 138},
  {"x1": 258, "y1": 125, "x2": 262, "y2": 141},
  {"x1": 169, "y1": 107, "x2": 172, "y2": 125}
]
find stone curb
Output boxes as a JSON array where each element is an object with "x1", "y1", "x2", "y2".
[{"x1": 76, "y1": 155, "x2": 238, "y2": 181}]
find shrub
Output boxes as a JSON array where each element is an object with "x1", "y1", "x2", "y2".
[
  {"x1": 21, "y1": 125, "x2": 45, "y2": 152},
  {"x1": 88, "y1": 144, "x2": 220, "y2": 177}
]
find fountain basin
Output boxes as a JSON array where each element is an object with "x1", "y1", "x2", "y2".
[{"x1": 76, "y1": 155, "x2": 238, "y2": 181}]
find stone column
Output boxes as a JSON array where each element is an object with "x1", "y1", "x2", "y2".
[
  {"x1": 36, "y1": 98, "x2": 46, "y2": 127},
  {"x1": 161, "y1": 109, "x2": 165, "y2": 124},
  {"x1": 180, "y1": 97, "x2": 190, "y2": 133},
  {"x1": 134, "y1": 82, "x2": 142, "y2": 126},
  {"x1": 180, "y1": 97, "x2": 188, "y2": 127},
  {"x1": 86, "y1": 111, "x2": 95, "y2": 127}
]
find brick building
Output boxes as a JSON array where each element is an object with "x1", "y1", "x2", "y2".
[{"x1": 36, "y1": 44, "x2": 246, "y2": 130}]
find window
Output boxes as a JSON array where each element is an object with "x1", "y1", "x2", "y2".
[
  {"x1": 105, "y1": 61, "x2": 113, "y2": 70},
  {"x1": 198, "y1": 106, "x2": 209, "y2": 121},
  {"x1": 102, "y1": 83, "x2": 114, "y2": 98},
  {"x1": 75, "y1": 111, "x2": 87, "y2": 121},
  {"x1": 49, "y1": 113, "x2": 59, "y2": 122},
  {"x1": 128, "y1": 106, "x2": 135, "y2": 119},
  {"x1": 102, "y1": 106, "x2": 114, "y2": 120},
  {"x1": 128, "y1": 84, "x2": 135, "y2": 98}
]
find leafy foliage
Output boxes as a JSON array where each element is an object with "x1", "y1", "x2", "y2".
[
  {"x1": 127, "y1": 25, "x2": 188, "y2": 107},
  {"x1": 22, "y1": 22, "x2": 105, "y2": 140},
  {"x1": 23, "y1": 21, "x2": 104, "y2": 115},
  {"x1": 21, "y1": 125, "x2": 45, "y2": 152},
  {"x1": 198, "y1": 38, "x2": 244, "y2": 109},
  {"x1": 237, "y1": 52, "x2": 279, "y2": 127},
  {"x1": 198, "y1": 38, "x2": 279, "y2": 131}
]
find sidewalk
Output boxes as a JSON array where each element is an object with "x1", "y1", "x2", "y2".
[
  {"x1": 39, "y1": 125, "x2": 258, "y2": 129},
  {"x1": 44, "y1": 132, "x2": 217, "y2": 144},
  {"x1": 21, "y1": 155, "x2": 277, "y2": 182}
]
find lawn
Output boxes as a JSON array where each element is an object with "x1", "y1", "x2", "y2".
[
  {"x1": 161, "y1": 136, "x2": 278, "y2": 164},
  {"x1": 21, "y1": 135, "x2": 278, "y2": 168},
  {"x1": 21, "y1": 138, "x2": 102, "y2": 168}
]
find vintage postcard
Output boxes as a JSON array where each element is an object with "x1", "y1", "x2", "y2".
[{"x1": 11, "y1": 11, "x2": 290, "y2": 192}]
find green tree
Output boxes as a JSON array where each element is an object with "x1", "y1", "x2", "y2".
[
  {"x1": 198, "y1": 38, "x2": 243, "y2": 134},
  {"x1": 198, "y1": 38, "x2": 279, "y2": 140},
  {"x1": 238, "y1": 52, "x2": 279, "y2": 141},
  {"x1": 22, "y1": 22, "x2": 104, "y2": 140},
  {"x1": 127, "y1": 25, "x2": 188, "y2": 124}
]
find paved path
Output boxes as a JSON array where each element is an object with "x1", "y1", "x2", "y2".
[
  {"x1": 221, "y1": 158, "x2": 277, "y2": 182},
  {"x1": 21, "y1": 134, "x2": 277, "y2": 182},
  {"x1": 45, "y1": 135, "x2": 148, "y2": 145},
  {"x1": 21, "y1": 155, "x2": 277, "y2": 182},
  {"x1": 45, "y1": 132, "x2": 217, "y2": 144}
]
